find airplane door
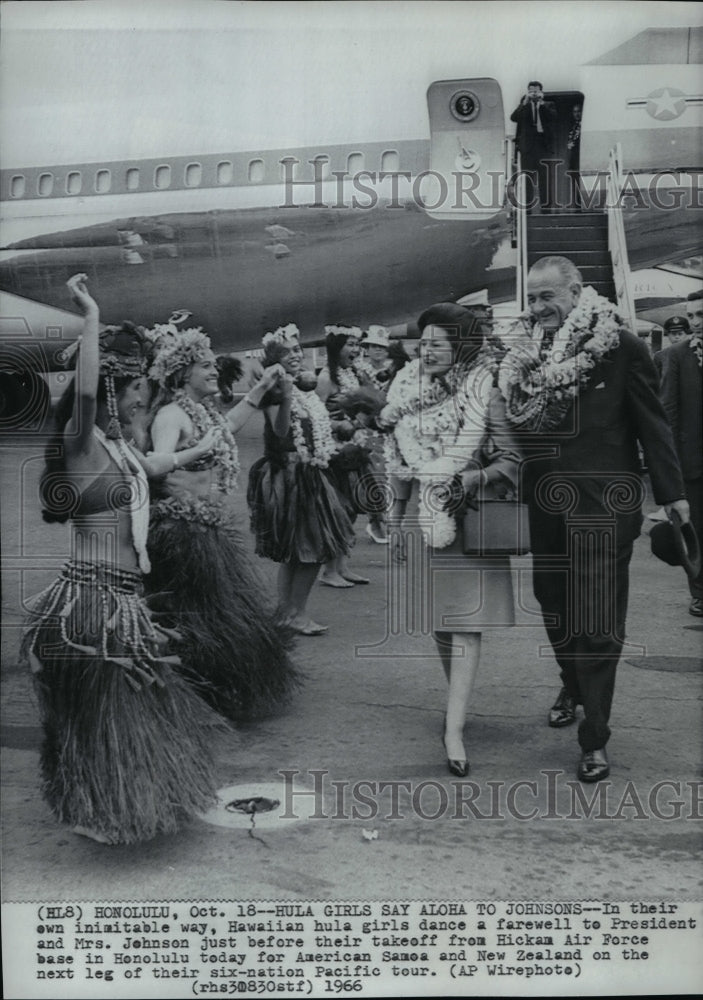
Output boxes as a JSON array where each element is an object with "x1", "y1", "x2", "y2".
[{"x1": 425, "y1": 78, "x2": 505, "y2": 219}]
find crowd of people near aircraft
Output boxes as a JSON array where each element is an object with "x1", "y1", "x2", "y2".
[{"x1": 20, "y1": 257, "x2": 701, "y2": 845}]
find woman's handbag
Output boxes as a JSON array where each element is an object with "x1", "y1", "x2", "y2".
[{"x1": 462, "y1": 484, "x2": 530, "y2": 556}]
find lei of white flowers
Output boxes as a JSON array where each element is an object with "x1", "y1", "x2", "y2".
[
  {"x1": 380, "y1": 358, "x2": 494, "y2": 548},
  {"x1": 289, "y1": 386, "x2": 337, "y2": 468},
  {"x1": 690, "y1": 331, "x2": 702, "y2": 369},
  {"x1": 353, "y1": 355, "x2": 389, "y2": 389},
  {"x1": 335, "y1": 366, "x2": 361, "y2": 393},
  {"x1": 498, "y1": 286, "x2": 622, "y2": 431},
  {"x1": 172, "y1": 390, "x2": 240, "y2": 492}
]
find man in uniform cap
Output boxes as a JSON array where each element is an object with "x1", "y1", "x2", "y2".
[
  {"x1": 661, "y1": 291, "x2": 703, "y2": 616},
  {"x1": 653, "y1": 315, "x2": 690, "y2": 380}
]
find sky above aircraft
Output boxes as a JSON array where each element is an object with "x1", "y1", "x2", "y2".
[{"x1": 0, "y1": 0, "x2": 698, "y2": 166}]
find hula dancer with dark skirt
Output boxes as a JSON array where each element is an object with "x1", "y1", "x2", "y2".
[
  {"x1": 247, "y1": 325, "x2": 355, "y2": 635},
  {"x1": 21, "y1": 274, "x2": 223, "y2": 845},
  {"x1": 315, "y1": 325, "x2": 381, "y2": 588},
  {"x1": 146, "y1": 324, "x2": 300, "y2": 721}
]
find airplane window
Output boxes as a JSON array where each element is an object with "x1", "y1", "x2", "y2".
[
  {"x1": 38, "y1": 173, "x2": 54, "y2": 197},
  {"x1": 248, "y1": 159, "x2": 265, "y2": 183},
  {"x1": 154, "y1": 165, "x2": 171, "y2": 190},
  {"x1": 217, "y1": 161, "x2": 233, "y2": 185},
  {"x1": 381, "y1": 150, "x2": 400, "y2": 173},
  {"x1": 279, "y1": 157, "x2": 300, "y2": 181},
  {"x1": 126, "y1": 168, "x2": 140, "y2": 191},
  {"x1": 66, "y1": 172, "x2": 82, "y2": 196},
  {"x1": 312, "y1": 155, "x2": 331, "y2": 180},
  {"x1": 347, "y1": 152, "x2": 365, "y2": 174},
  {"x1": 185, "y1": 163, "x2": 202, "y2": 188},
  {"x1": 10, "y1": 175, "x2": 25, "y2": 198},
  {"x1": 95, "y1": 169, "x2": 111, "y2": 194}
]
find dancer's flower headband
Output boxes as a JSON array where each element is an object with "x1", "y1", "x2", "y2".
[
  {"x1": 262, "y1": 323, "x2": 300, "y2": 350},
  {"x1": 147, "y1": 325, "x2": 213, "y2": 387}
]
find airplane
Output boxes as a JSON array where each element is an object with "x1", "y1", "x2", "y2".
[{"x1": 0, "y1": 23, "x2": 701, "y2": 423}]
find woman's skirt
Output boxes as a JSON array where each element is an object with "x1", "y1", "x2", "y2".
[
  {"x1": 247, "y1": 455, "x2": 354, "y2": 563},
  {"x1": 147, "y1": 496, "x2": 301, "y2": 721},
  {"x1": 20, "y1": 560, "x2": 222, "y2": 844},
  {"x1": 391, "y1": 482, "x2": 516, "y2": 634}
]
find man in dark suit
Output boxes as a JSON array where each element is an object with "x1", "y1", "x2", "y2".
[
  {"x1": 499, "y1": 255, "x2": 689, "y2": 782},
  {"x1": 661, "y1": 299, "x2": 703, "y2": 616},
  {"x1": 653, "y1": 315, "x2": 689, "y2": 381},
  {"x1": 510, "y1": 81, "x2": 557, "y2": 213}
]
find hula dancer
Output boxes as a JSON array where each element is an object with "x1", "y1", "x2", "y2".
[
  {"x1": 21, "y1": 274, "x2": 223, "y2": 845},
  {"x1": 146, "y1": 323, "x2": 301, "y2": 721},
  {"x1": 247, "y1": 325, "x2": 355, "y2": 635}
]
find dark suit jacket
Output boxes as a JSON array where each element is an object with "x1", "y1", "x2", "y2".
[
  {"x1": 510, "y1": 99, "x2": 557, "y2": 158},
  {"x1": 660, "y1": 338, "x2": 703, "y2": 481},
  {"x1": 521, "y1": 331, "x2": 685, "y2": 543},
  {"x1": 653, "y1": 346, "x2": 671, "y2": 381}
]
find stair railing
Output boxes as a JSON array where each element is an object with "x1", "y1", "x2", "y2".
[
  {"x1": 515, "y1": 152, "x2": 529, "y2": 312},
  {"x1": 606, "y1": 143, "x2": 638, "y2": 334}
]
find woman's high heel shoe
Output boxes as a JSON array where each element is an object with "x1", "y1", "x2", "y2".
[{"x1": 442, "y1": 728, "x2": 470, "y2": 778}]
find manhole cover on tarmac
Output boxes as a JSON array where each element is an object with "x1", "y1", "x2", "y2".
[
  {"x1": 625, "y1": 656, "x2": 703, "y2": 673},
  {"x1": 198, "y1": 782, "x2": 311, "y2": 829}
]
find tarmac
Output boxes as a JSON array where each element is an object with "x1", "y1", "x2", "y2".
[{"x1": 1, "y1": 413, "x2": 702, "y2": 904}]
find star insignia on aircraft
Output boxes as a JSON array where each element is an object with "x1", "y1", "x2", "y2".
[
  {"x1": 627, "y1": 87, "x2": 702, "y2": 121},
  {"x1": 646, "y1": 87, "x2": 687, "y2": 121}
]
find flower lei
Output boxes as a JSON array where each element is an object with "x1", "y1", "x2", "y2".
[
  {"x1": 335, "y1": 366, "x2": 361, "y2": 393},
  {"x1": 354, "y1": 356, "x2": 389, "y2": 390},
  {"x1": 498, "y1": 286, "x2": 622, "y2": 432},
  {"x1": 380, "y1": 358, "x2": 495, "y2": 547},
  {"x1": 172, "y1": 390, "x2": 240, "y2": 492},
  {"x1": 151, "y1": 494, "x2": 228, "y2": 529},
  {"x1": 690, "y1": 332, "x2": 702, "y2": 369},
  {"x1": 289, "y1": 386, "x2": 337, "y2": 468}
]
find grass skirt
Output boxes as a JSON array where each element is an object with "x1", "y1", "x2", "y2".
[
  {"x1": 148, "y1": 496, "x2": 301, "y2": 721},
  {"x1": 21, "y1": 560, "x2": 222, "y2": 844},
  {"x1": 326, "y1": 455, "x2": 386, "y2": 522},
  {"x1": 247, "y1": 455, "x2": 354, "y2": 563}
]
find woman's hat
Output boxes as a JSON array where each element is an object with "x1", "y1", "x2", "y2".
[
  {"x1": 364, "y1": 325, "x2": 391, "y2": 349},
  {"x1": 650, "y1": 514, "x2": 701, "y2": 580}
]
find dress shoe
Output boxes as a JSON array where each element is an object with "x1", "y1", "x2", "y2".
[
  {"x1": 577, "y1": 748, "x2": 609, "y2": 783},
  {"x1": 548, "y1": 687, "x2": 577, "y2": 728},
  {"x1": 446, "y1": 756, "x2": 470, "y2": 778},
  {"x1": 442, "y1": 730, "x2": 470, "y2": 777},
  {"x1": 689, "y1": 598, "x2": 703, "y2": 617}
]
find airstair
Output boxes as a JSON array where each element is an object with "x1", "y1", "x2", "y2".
[
  {"x1": 526, "y1": 212, "x2": 615, "y2": 302},
  {"x1": 513, "y1": 143, "x2": 638, "y2": 334}
]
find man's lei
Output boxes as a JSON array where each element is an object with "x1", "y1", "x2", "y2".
[
  {"x1": 289, "y1": 386, "x2": 337, "y2": 468},
  {"x1": 379, "y1": 358, "x2": 495, "y2": 547},
  {"x1": 497, "y1": 286, "x2": 622, "y2": 432},
  {"x1": 690, "y1": 331, "x2": 702, "y2": 369},
  {"x1": 172, "y1": 390, "x2": 240, "y2": 492}
]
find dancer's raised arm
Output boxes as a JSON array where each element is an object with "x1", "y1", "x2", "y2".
[{"x1": 64, "y1": 273, "x2": 100, "y2": 455}]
